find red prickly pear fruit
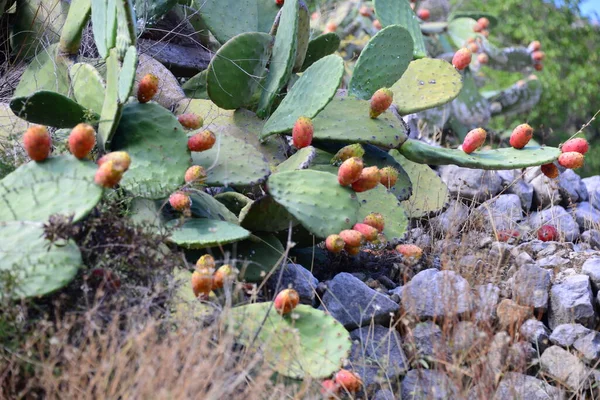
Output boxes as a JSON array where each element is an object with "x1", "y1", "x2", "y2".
[
  {"x1": 452, "y1": 48, "x2": 472, "y2": 70},
  {"x1": 188, "y1": 130, "x2": 216, "y2": 152},
  {"x1": 212, "y1": 264, "x2": 234, "y2": 290},
  {"x1": 528, "y1": 40, "x2": 541, "y2": 52},
  {"x1": 467, "y1": 42, "x2": 479, "y2": 53},
  {"x1": 351, "y1": 166, "x2": 381, "y2": 192},
  {"x1": 537, "y1": 225, "x2": 558, "y2": 242},
  {"x1": 497, "y1": 229, "x2": 520, "y2": 242},
  {"x1": 531, "y1": 51, "x2": 545, "y2": 62},
  {"x1": 332, "y1": 143, "x2": 365, "y2": 163},
  {"x1": 185, "y1": 165, "x2": 207, "y2": 184},
  {"x1": 274, "y1": 288, "x2": 300, "y2": 315},
  {"x1": 395, "y1": 244, "x2": 423, "y2": 266},
  {"x1": 481, "y1": 29, "x2": 489, "y2": 38},
  {"x1": 324, "y1": 21, "x2": 337, "y2": 33},
  {"x1": 137, "y1": 73, "x2": 159, "y2": 103},
  {"x1": 373, "y1": 19, "x2": 382, "y2": 30},
  {"x1": 473, "y1": 22, "x2": 483, "y2": 32},
  {"x1": 558, "y1": 152, "x2": 585, "y2": 170},
  {"x1": 192, "y1": 267, "x2": 213, "y2": 298},
  {"x1": 169, "y1": 191, "x2": 191, "y2": 211},
  {"x1": 178, "y1": 113, "x2": 203, "y2": 130},
  {"x1": 337, "y1": 157, "x2": 364, "y2": 186},
  {"x1": 98, "y1": 151, "x2": 131, "y2": 171},
  {"x1": 334, "y1": 369, "x2": 362, "y2": 393},
  {"x1": 509, "y1": 123, "x2": 534, "y2": 149},
  {"x1": 325, "y1": 234, "x2": 345, "y2": 253},
  {"x1": 561, "y1": 138, "x2": 589, "y2": 155},
  {"x1": 359, "y1": 5, "x2": 372, "y2": 16},
  {"x1": 339, "y1": 229, "x2": 365, "y2": 247},
  {"x1": 94, "y1": 160, "x2": 124, "y2": 188},
  {"x1": 345, "y1": 245, "x2": 361, "y2": 256},
  {"x1": 477, "y1": 17, "x2": 490, "y2": 28},
  {"x1": 68, "y1": 123, "x2": 96, "y2": 159},
  {"x1": 541, "y1": 163, "x2": 559, "y2": 179},
  {"x1": 369, "y1": 88, "x2": 393, "y2": 118},
  {"x1": 363, "y1": 213, "x2": 385, "y2": 232},
  {"x1": 477, "y1": 53, "x2": 489, "y2": 64},
  {"x1": 462, "y1": 127, "x2": 487, "y2": 154},
  {"x1": 417, "y1": 8, "x2": 430, "y2": 20},
  {"x1": 353, "y1": 223, "x2": 379, "y2": 242},
  {"x1": 275, "y1": 0, "x2": 283, "y2": 5},
  {"x1": 23, "y1": 125, "x2": 51, "y2": 162},
  {"x1": 292, "y1": 116, "x2": 314, "y2": 149},
  {"x1": 196, "y1": 254, "x2": 216, "y2": 269},
  {"x1": 533, "y1": 63, "x2": 543, "y2": 71},
  {"x1": 379, "y1": 166, "x2": 399, "y2": 188},
  {"x1": 320, "y1": 379, "x2": 340, "y2": 398}
]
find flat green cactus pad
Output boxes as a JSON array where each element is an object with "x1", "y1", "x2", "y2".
[
  {"x1": 59, "y1": 0, "x2": 91, "y2": 54},
  {"x1": 13, "y1": 44, "x2": 70, "y2": 98},
  {"x1": 193, "y1": 0, "x2": 257, "y2": 44},
  {"x1": 260, "y1": 54, "x2": 344, "y2": 138},
  {"x1": 274, "y1": 147, "x2": 316, "y2": 172},
  {"x1": 311, "y1": 96, "x2": 408, "y2": 148},
  {"x1": 293, "y1": 1, "x2": 310, "y2": 72},
  {"x1": 11, "y1": 0, "x2": 67, "y2": 59},
  {"x1": 166, "y1": 218, "x2": 251, "y2": 249},
  {"x1": 398, "y1": 139, "x2": 561, "y2": 170},
  {"x1": 134, "y1": 0, "x2": 176, "y2": 26},
  {"x1": 214, "y1": 192, "x2": 253, "y2": 216},
  {"x1": 10, "y1": 90, "x2": 100, "y2": 128},
  {"x1": 69, "y1": 63, "x2": 106, "y2": 115},
  {"x1": 118, "y1": 46, "x2": 138, "y2": 103},
  {"x1": 349, "y1": 25, "x2": 413, "y2": 100},
  {"x1": 450, "y1": 11, "x2": 498, "y2": 29},
  {"x1": 239, "y1": 195, "x2": 299, "y2": 232},
  {"x1": 170, "y1": 267, "x2": 216, "y2": 322},
  {"x1": 257, "y1": 0, "x2": 281, "y2": 32},
  {"x1": 188, "y1": 189, "x2": 239, "y2": 224},
  {"x1": 450, "y1": 69, "x2": 490, "y2": 133},
  {"x1": 373, "y1": 0, "x2": 427, "y2": 58},
  {"x1": 267, "y1": 170, "x2": 360, "y2": 238},
  {"x1": 182, "y1": 70, "x2": 209, "y2": 99},
  {"x1": 98, "y1": 49, "x2": 123, "y2": 150},
  {"x1": 0, "y1": 156, "x2": 103, "y2": 223},
  {"x1": 225, "y1": 303, "x2": 351, "y2": 379},
  {"x1": 421, "y1": 22, "x2": 448, "y2": 34},
  {"x1": 111, "y1": 102, "x2": 190, "y2": 199},
  {"x1": 490, "y1": 77, "x2": 542, "y2": 117},
  {"x1": 229, "y1": 233, "x2": 285, "y2": 281},
  {"x1": 207, "y1": 32, "x2": 273, "y2": 110},
  {"x1": 390, "y1": 149, "x2": 449, "y2": 218},
  {"x1": 357, "y1": 184, "x2": 408, "y2": 241},
  {"x1": 0, "y1": 222, "x2": 81, "y2": 299},
  {"x1": 486, "y1": 47, "x2": 533, "y2": 73},
  {"x1": 391, "y1": 58, "x2": 463, "y2": 115},
  {"x1": 91, "y1": 0, "x2": 117, "y2": 58},
  {"x1": 447, "y1": 17, "x2": 479, "y2": 48},
  {"x1": 300, "y1": 33, "x2": 340, "y2": 72},
  {"x1": 128, "y1": 197, "x2": 165, "y2": 229}
]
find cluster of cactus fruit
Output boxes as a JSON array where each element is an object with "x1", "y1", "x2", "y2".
[{"x1": 1, "y1": 0, "x2": 592, "y2": 383}]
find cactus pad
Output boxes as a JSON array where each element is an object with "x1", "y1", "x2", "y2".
[
  {"x1": 194, "y1": 0, "x2": 257, "y2": 44},
  {"x1": 188, "y1": 189, "x2": 239, "y2": 224},
  {"x1": 225, "y1": 303, "x2": 351, "y2": 379},
  {"x1": 421, "y1": 22, "x2": 448, "y2": 34},
  {"x1": 230, "y1": 233, "x2": 285, "y2": 281},
  {"x1": 111, "y1": 102, "x2": 190, "y2": 199},
  {"x1": 450, "y1": 70, "x2": 490, "y2": 131},
  {"x1": 69, "y1": 63, "x2": 106, "y2": 115},
  {"x1": 214, "y1": 192, "x2": 253, "y2": 216},
  {"x1": 91, "y1": 0, "x2": 117, "y2": 58},
  {"x1": 118, "y1": 46, "x2": 138, "y2": 103},
  {"x1": 274, "y1": 146, "x2": 316, "y2": 172},
  {"x1": 349, "y1": 25, "x2": 413, "y2": 100},
  {"x1": 490, "y1": 76, "x2": 542, "y2": 117},
  {"x1": 373, "y1": 0, "x2": 427, "y2": 58},
  {"x1": 300, "y1": 33, "x2": 341, "y2": 72},
  {"x1": 98, "y1": 49, "x2": 122, "y2": 150},
  {"x1": 182, "y1": 70, "x2": 209, "y2": 99},
  {"x1": 447, "y1": 17, "x2": 479, "y2": 48},
  {"x1": 261, "y1": 54, "x2": 344, "y2": 138},
  {"x1": 398, "y1": 139, "x2": 561, "y2": 170},
  {"x1": 0, "y1": 222, "x2": 81, "y2": 299},
  {"x1": 239, "y1": 195, "x2": 299, "y2": 232},
  {"x1": 166, "y1": 218, "x2": 251, "y2": 249},
  {"x1": 293, "y1": 1, "x2": 310, "y2": 72},
  {"x1": 257, "y1": 0, "x2": 280, "y2": 32},
  {"x1": 356, "y1": 184, "x2": 409, "y2": 241},
  {"x1": 13, "y1": 44, "x2": 70, "y2": 98},
  {"x1": 59, "y1": 0, "x2": 91, "y2": 54},
  {"x1": 391, "y1": 58, "x2": 463, "y2": 115},
  {"x1": 0, "y1": 156, "x2": 103, "y2": 222},
  {"x1": 486, "y1": 47, "x2": 533, "y2": 73},
  {"x1": 207, "y1": 32, "x2": 273, "y2": 110},
  {"x1": 450, "y1": 11, "x2": 497, "y2": 28},
  {"x1": 267, "y1": 170, "x2": 360, "y2": 238}
]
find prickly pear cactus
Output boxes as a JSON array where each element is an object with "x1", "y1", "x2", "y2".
[
  {"x1": 167, "y1": 219, "x2": 251, "y2": 249},
  {"x1": 239, "y1": 195, "x2": 299, "y2": 232},
  {"x1": 69, "y1": 63, "x2": 106, "y2": 114},
  {"x1": 228, "y1": 233, "x2": 285, "y2": 282},
  {"x1": 373, "y1": 0, "x2": 427, "y2": 58},
  {"x1": 300, "y1": 33, "x2": 341, "y2": 72},
  {"x1": 356, "y1": 185, "x2": 409, "y2": 241}
]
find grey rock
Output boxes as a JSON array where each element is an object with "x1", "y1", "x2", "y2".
[
  {"x1": 529, "y1": 172, "x2": 561, "y2": 208},
  {"x1": 549, "y1": 324, "x2": 592, "y2": 347},
  {"x1": 583, "y1": 176, "x2": 600, "y2": 209},
  {"x1": 493, "y1": 372, "x2": 565, "y2": 400},
  {"x1": 581, "y1": 230, "x2": 600, "y2": 249},
  {"x1": 574, "y1": 202, "x2": 600, "y2": 231},
  {"x1": 485, "y1": 331, "x2": 511, "y2": 377},
  {"x1": 582, "y1": 257, "x2": 600, "y2": 292},
  {"x1": 507, "y1": 341, "x2": 537, "y2": 366},
  {"x1": 402, "y1": 269, "x2": 473, "y2": 319},
  {"x1": 558, "y1": 169, "x2": 589, "y2": 205},
  {"x1": 429, "y1": 200, "x2": 469, "y2": 236},
  {"x1": 373, "y1": 389, "x2": 396, "y2": 400},
  {"x1": 520, "y1": 319, "x2": 551, "y2": 353},
  {"x1": 448, "y1": 321, "x2": 486, "y2": 357},
  {"x1": 319, "y1": 273, "x2": 399, "y2": 329},
  {"x1": 439, "y1": 165, "x2": 503, "y2": 202},
  {"x1": 514, "y1": 251, "x2": 534, "y2": 267},
  {"x1": 408, "y1": 321, "x2": 446, "y2": 361},
  {"x1": 536, "y1": 255, "x2": 571, "y2": 270},
  {"x1": 473, "y1": 284, "x2": 500, "y2": 323},
  {"x1": 528, "y1": 206, "x2": 580, "y2": 242},
  {"x1": 512, "y1": 264, "x2": 551, "y2": 311},
  {"x1": 474, "y1": 194, "x2": 523, "y2": 231},
  {"x1": 388, "y1": 286, "x2": 403, "y2": 304},
  {"x1": 539, "y1": 345, "x2": 591, "y2": 391},
  {"x1": 573, "y1": 331, "x2": 600, "y2": 365},
  {"x1": 135, "y1": 53, "x2": 186, "y2": 109},
  {"x1": 400, "y1": 370, "x2": 460, "y2": 400},
  {"x1": 548, "y1": 275, "x2": 595, "y2": 329},
  {"x1": 508, "y1": 180, "x2": 534, "y2": 211},
  {"x1": 267, "y1": 263, "x2": 318, "y2": 304}
]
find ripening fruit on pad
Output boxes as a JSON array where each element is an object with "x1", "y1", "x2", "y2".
[
  {"x1": 188, "y1": 130, "x2": 216, "y2": 152},
  {"x1": 334, "y1": 369, "x2": 362, "y2": 393},
  {"x1": 351, "y1": 166, "x2": 380, "y2": 192},
  {"x1": 274, "y1": 288, "x2": 300, "y2": 315},
  {"x1": 509, "y1": 124, "x2": 534, "y2": 149},
  {"x1": 98, "y1": 151, "x2": 131, "y2": 171},
  {"x1": 192, "y1": 267, "x2": 213, "y2": 298},
  {"x1": 477, "y1": 17, "x2": 490, "y2": 28},
  {"x1": 353, "y1": 223, "x2": 379, "y2": 242},
  {"x1": 363, "y1": 213, "x2": 384, "y2": 232},
  {"x1": 325, "y1": 234, "x2": 345, "y2": 253},
  {"x1": 561, "y1": 138, "x2": 589, "y2": 155},
  {"x1": 452, "y1": 48, "x2": 472, "y2": 70},
  {"x1": 197, "y1": 254, "x2": 216, "y2": 269},
  {"x1": 137, "y1": 73, "x2": 159, "y2": 103},
  {"x1": 94, "y1": 160, "x2": 124, "y2": 188},
  {"x1": 169, "y1": 191, "x2": 191, "y2": 211},
  {"x1": 558, "y1": 152, "x2": 584, "y2": 169},
  {"x1": 417, "y1": 8, "x2": 430, "y2": 20},
  {"x1": 292, "y1": 117, "x2": 314, "y2": 149},
  {"x1": 23, "y1": 125, "x2": 51, "y2": 162},
  {"x1": 477, "y1": 53, "x2": 489, "y2": 64},
  {"x1": 68, "y1": 123, "x2": 96, "y2": 159},
  {"x1": 369, "y1": 88, "x2": 393, "y2": 119},
  {"x1": 339, "y1": 229, "x2": 364, "y2": 247},
  {"x1": 345, "y1": 245, "x2": 361, "y2": 256},
  {"x1": 338, "y1": 157, "x2": 363, "y2": 186},
  {"x1": 462, "y1": 127, "x2": 487, "y2": 154},
  {"x1": 185, "y1": 165, "x2": 207, "y2": 184},
  {"x1": 541, "y1": 163, "x2": 559, "y2": 179},
  {"x1": 178, "y1": 113, "x2": 203, "y2": 130},
  {"x1": 212, "y1": 264, "x2": 234, "y2": 290},
  {"x1": 379, "y1": 166, "x2": 399, "y2": 188},
  {"x1": 396, "y1": 244, "x2": 423, "y2": 266}
]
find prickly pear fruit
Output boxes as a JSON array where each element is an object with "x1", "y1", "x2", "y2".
[
  {"x1": 324, "y1": 21, "x2": 337, "y2": 33},
  {"x1": 169, "y1": 191, "x2": 191, "y2": 211},
  {"x1": 351, "y1": 166, "x2": 381, "y2": 192},
  {"x1": 477, "y1": 53, "x2": 489, "y2": 64},
  {"x1": 274, "y1": 288, "x2": 300, "y2": 315},
  {"x1": 345, "y1": 245, "x2": 361, "y2": 256},
  {"x1": 68, "y1": 123, "x2": 96, "y2": 159},
  {"x1": 94, "y1": 160, "x2": 124, "y2": 188},
  {"x1": 137, "y1": 73, "x2": 159, "y2": 103},
  {"x1": 369, "y1": 88, "x2": 393, "y2": 119},
  {"x1": 275, "y1": 0, "x2": 283, "y2": 5},
  {"x1": 533, "y1": 63, "x2": 543, "y2": 71},
  {"x1": 178, "y1": 113, "x2": 203, "y2": 130},
  {"x1": 325, "y1": 234, "x2": 345, "y2": 253},
  {"x1": 339, "y1": 229, "x2": 365, "y2": 247},
  {"x1": 192, "y1": 267, "x2": 213, "y2": 298},
  {"x1": 98, "y1": 151, "x2": 131, "y2": 171},
  {"x1": 188, "y1": 130, "x2": 216, "y2": 152},
  {"x1": 497, "y1": 229, "x2": 520, "y2": 242},
  {"x1": 379, "y1": 166, "x2": 398, "y2": 188},
  {"x1": 395, "y1": 244, "x2": 422, "y2": 266},
  {"x1": 528, "y1": 40, "x2": 541, "y2": 52},
  {"x1": 334, "y1": 369, "x2": 362, "y2": 393},
  {"x1": 320, "y1": 379, "x2": 340, "y2": 398},
  {"x1": 509, "y1": 123, "x2": 534, "y2": 149},
  {"x1": 541, "y1": 163, "x2": 559, "y2": 179},
  {"x1": 462, "y1": 127, "x2": 487, "y2": 154},
  {"x1": 332, "y1": 143, "x2": 365, "y2": 163},
  {"x1": 467, "y1": 42, "x2": 479, "y2": 53},
  {"x1": 338, "y1": 157, "x2": 364, "y2": 186},
  {"x1": 373, "y1": 19, "x2": 382, "y2": 30},
  {"x1": 185, "y1": 165, "x2": 207, "y2": 184},
  {"x1": 363, "y1": 213, "x2": 384, "y2": 232},
  {"x1": 537, "y1": 225, "x2": 558, "y2": 242},
  {"x1": 417, "y1": 8, "x2": 430, "y2": 20},
  {"x1": 477, "y1": 17, "x2": 490, "y2": 28},
  {"x1": 292, "y1": 116, "x2": 314, "y2": 149},
  {"x1": 473, "y1": 22, "x2": 483, "y2": 32},
  {"x1": 452, "y1": 48, "x2": 472, "y2": 70},
  {"x1": 561, "y1": 138, "x2": 589, "y2": 155},
  {"x1": 558, "y1": 152, "x2": 584, "y2": 169},
  {"x1": 531, "y1": 51, "x2": 545, "y2": 62},
  {"x1": 481, "y1": 29, "x2": 489, "y2": 38},
  {"x1": 212, "y1": 264, "x2": 234, "y2": 290},
  {"x1": 353, "y1": 223, "x2": 379, "y2": 242},
  {"x1": 23, "y1": 125, "x2": 51, "y2": 161},
  {"x1": 359, "y1": 5, "x2": 372, "y2": 16},
  {"x1": 196, "y1": 254, "x2": 216, "y2": 269}
]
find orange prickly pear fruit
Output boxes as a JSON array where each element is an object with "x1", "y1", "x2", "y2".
[
  {"x1": 561, "y1": 138, "x2": 589, "y2": 155},
  {"x1": 94, "y1": 160, "x2": 124, "y2": 188},
  {"x1": 98, "y1": 151, "x2": 131, "y2": 171},
  {"x1": 196, "y1": 254, "x2": 216, "y2": 269},
  {"x1": 363, "y1": 213, "x2": 384, "y2": 232},
  {"x1": 379, "y1": 166, "x2": 399, "y2": 188},
  {"x1": 541, "y1": 163, "x2": 559, "y2": 179},
  {"x1": 395, "y1": 244, "x2": 423, "y2": 266},
  {"x1": 497, "y1": 229, "x2": 520, "y2": 242},
  {"x1": 184, "y1": 165, "x2": 207, "y2": 184},
  {"x1": 275, "y1": 0, "x2": 283, "y2": 5},
  {"x1": 332, "y1": 143, "x2": 365, "y2": 163},
  {"x1": 537, "y1": 225, "x2": 558, "y2": 242},
  {"x1": 528, "y1": 40, "x2": 541, "y2": 52},
  {"x1": 337, "y1": 157, "x2": 364, "y2": 186},
  {"x1": 558, "y1": 152, "x2": 584, "y2": 170},
  {"x1": 359, "y1": 5, "x2": 372, "y2": 16},
  {"x1": 23, "y1": 125, "x2": 51, "y2": 161},
  {"x1": 324, "y1": 21, "x2": 337, "y2": 33},
  {"x1": 533, "y1": 63, "x2": 543, "y2": 71},
  {"x1": 212, "y1": 264, "x2": 234, "y2": 290},
  {"x1": 325, "y1": 234, "x2": 345, "y2": 253},
  {"x1": 373, "y1": 19, "x2": 382, "y2": 30},
  {"x1": 178, "y1": 113, "x2": 203, "y2": 130},
  {"x1": 345, "y1": 245, "x2": 361, "y2": 256},
  {"x1": 320, "y1": 379, "x2": 340, "y2": 398},
  {"x1": 192, "y1": 267, "x2": 213, "y2": 298},
  {"x1": 509, "y1": 123, "x2": 534, "y2": 149},
  {"x1": 137, "y1": 73, "x2": 159, "y2": 103},
  {"x1": 477, "y1": 53, "x2": 489, "y2": 64},
  {"x1": 477, "y1": 17, "x2": 490, "y2": 28},
  {"x1": 473, "y1": 22, "x2": 483, "y2": 32},
  {"x1": 339, "y1": 229, "x2": 364, "y2": 247},
  {"x1": 417, "y1": 8, "x2": 430, "y2": 20},
  {"x1": 351, "y1": 166, "x2": 381, "y2": 192},
  {"x1": 452, "y1": 48, "x2": 472, "y2": 70},
  {"x1": 467, "y1": 42, "x2": 479, "y2": 53},
  {"x1": 169, "y1": 191, "x2": 191, "y2": 211},
  {"x1": 68, "y1": 123, "x2": 96, "y2": 159},
  {"x1": 353, "y1": 223, "x2": 379, "y2": 242},
  {"x1": 531, "y1": 51, "x2": 545, "y2": 62},
  {"x1": 292, "y1": 116, "x2": 314, "y2": 149},
  {"x1": 274, "y1": 288, "x2": 300, "y2": 314},
  {"x1": 334, "y1": 369, "x2": 362, "y2": 393},
  {"x1": 188, "y1": 130, "x2": 216, "y2": 152},
  {"x1": 462, "y1": 127, "x2": 487, "y2": 154},
  {"x1": 369, "y1": 88, "x2": 393, "y2": 118}
]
